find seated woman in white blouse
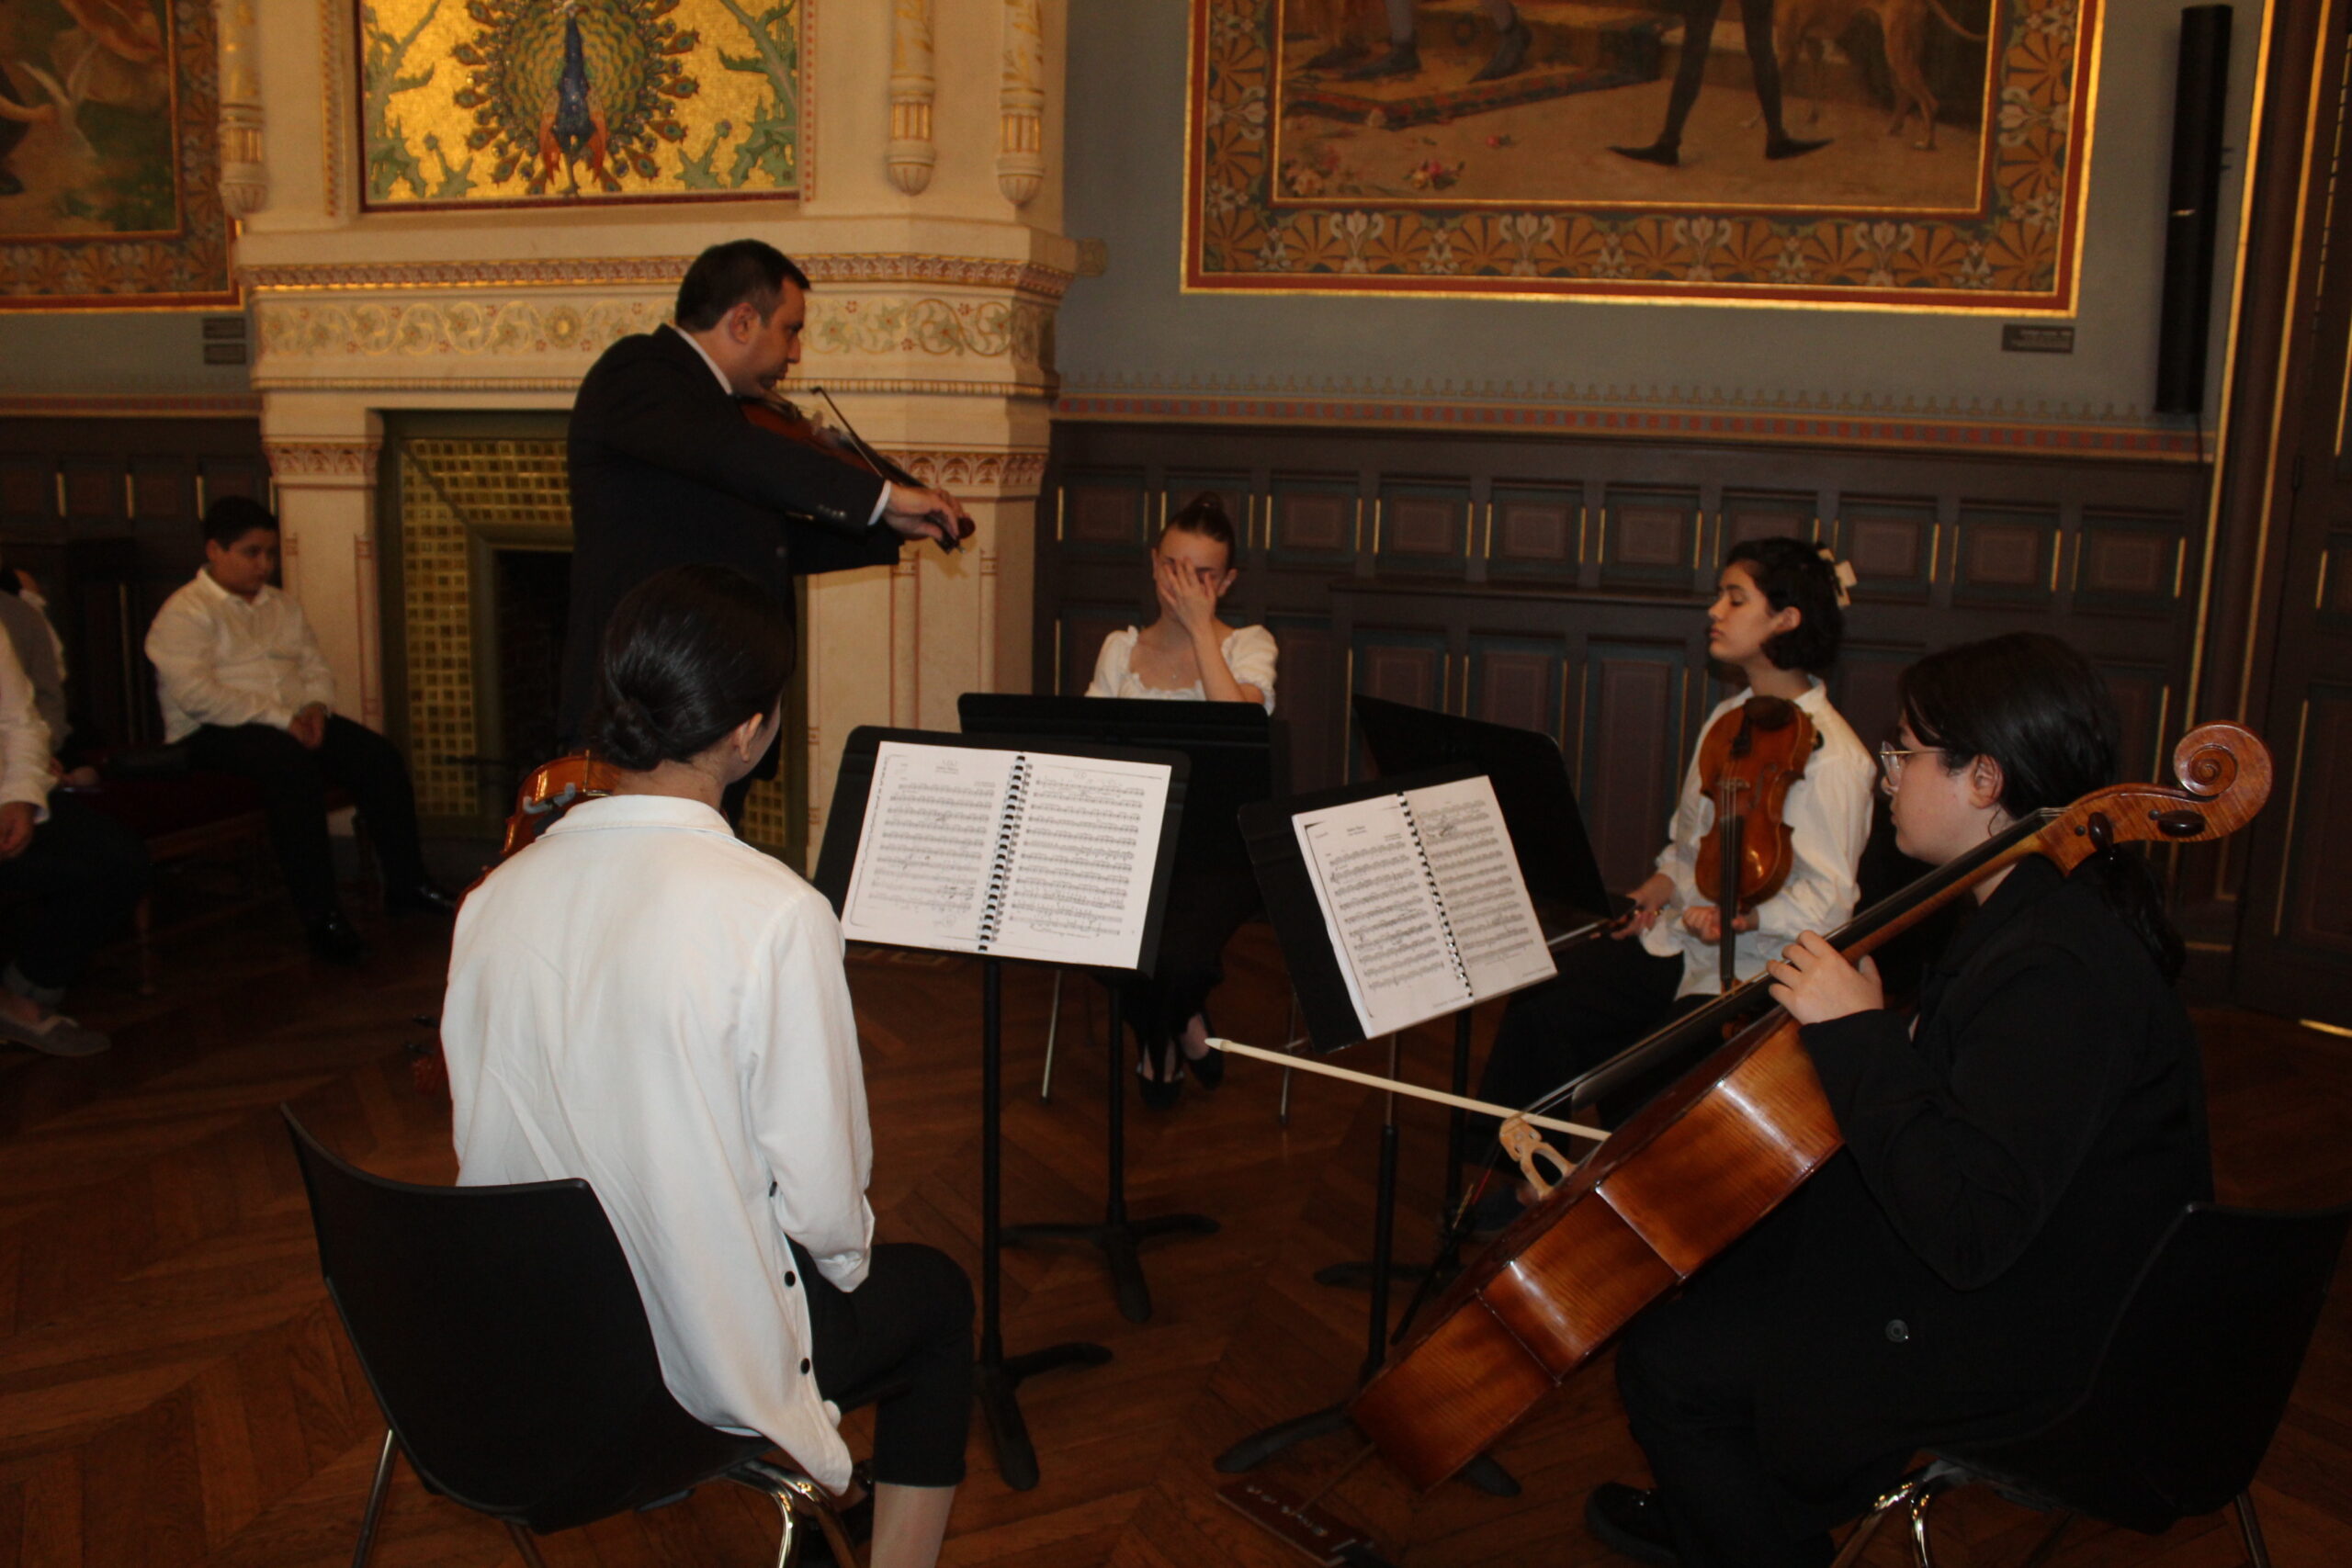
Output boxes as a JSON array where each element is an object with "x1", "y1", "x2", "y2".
[
  {"x1": 1084, "y1": 495, "x2": 1277, "y2": 1106},
  {"x1": 443, "y1": 566, "x2": 971, "y2": 1568}
]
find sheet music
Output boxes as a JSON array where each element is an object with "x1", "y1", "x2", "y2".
[
  {"x1": 987, "y1": 755, "x2": 1170, "y2": 967},
  {"x1": 1293, "y1": 795, "x2": 1475, "y2": 1040},
  {"x1": 838, "y1": 740, "x2": 1170, "y2": 969},
  {"x1": 839, "y1": 743, "x2": 1016, "y2": 947},
  {"x1": 1407, "y1": 776, "x2": 1556, "y2": 1000}
]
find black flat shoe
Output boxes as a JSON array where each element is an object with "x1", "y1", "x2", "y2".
[
  {"x1": 386, "y1": 880, "x2": 460, "y2": 915},
  {"x1": 1135, "y1": 1037, "x2": 1184, "y2": 1110},
  {"x1": 1182, "y1": 1013, "x2": 1224, "y2": 1090},
  {"x1": 1585, "y1": 1482, "x2": 1679, "y2": 1565},
  {"x1": 306, "y1": 910, "x2": 368, "y2": 965}
]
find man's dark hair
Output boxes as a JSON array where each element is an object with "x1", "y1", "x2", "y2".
[
  {"x1": 674, "y1": 241, "x2": 812, "y2": 332},
  {"x1": 590, "y1": 564, "x2": 794, "y2": 773},
  {"x1": 1724, "y1": 536, "x2": 1844, "y2": 673},
  {"x1": 203, "y1": 494, "x2": 279, "y2": 550}
]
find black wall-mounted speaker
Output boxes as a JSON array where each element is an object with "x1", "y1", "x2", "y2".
[{"x1": 2155, "y1": 5, "x2": 2233, "y2": 416}]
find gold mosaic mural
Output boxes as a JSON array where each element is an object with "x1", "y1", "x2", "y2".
[
  {"x1": 393, "y1": 437, "x2": 791, "y2": 849},
  {"x1": 360, "y1": 0, "x2": 802, "y2": 209}
]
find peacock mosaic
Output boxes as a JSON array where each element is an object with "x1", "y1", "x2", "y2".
[{"x1": 359, "y1": 0, "x2": 802, "y2": 209}]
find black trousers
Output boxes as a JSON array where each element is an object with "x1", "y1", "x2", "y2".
[
  {"x1": 1616, "y1": 1213, "x2": 1909, "y2": 1567},
  {"x1": 0, "y1": 795, "x2": 150, "y2": 990},
  {"x1": 1470, "y1": 938, "x2": 1689, "y2": 1146},
  {"x1": 186, "y1": 717, "x2": 429, "y2": 921},
  {"x1": 1118, "y1": 855, "x2": 1261, "y2": 1055},
  {"x1": 795, "y1": 1239, "x2": 973, "y2": 1488},
  {"x1": 1648, "y1": 0, "x2": 1792, "y2": 147}
]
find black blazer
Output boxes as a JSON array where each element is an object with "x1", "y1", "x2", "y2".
[
  {"x1": 1745, "y1": 855, "x2": 2211, "y2": 1491},
  {"x1": 558, "y1": 327, "x2": 899, "y2": 743}
]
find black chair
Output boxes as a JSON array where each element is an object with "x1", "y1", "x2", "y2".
[
  {"x1": 282, "y1": 1109, "x2": 863, "y2": 1568},
  {"x1": 1831, "y1": 1200, "x2": 2352, "y2": 1568}
]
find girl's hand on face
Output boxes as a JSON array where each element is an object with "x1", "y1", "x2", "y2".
[
  {"x1": 1156, "y1": 554, "x2": 1219, "y2": 635},
  {"x1": 1766, "y1": 931, "x2": 1883, "y2": 1024}
]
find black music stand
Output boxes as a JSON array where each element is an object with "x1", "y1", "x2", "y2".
[
  {"x1": 958, "y1": 695, "x2": 1286, "y2": 1320},
  {"x1": 814, "y1": 726, "x2": 1189, "y2": 1492},
  {"x1": 1212, "y1": 762, "x2": 1522, "y2": 1492},
  {"x1": 1348, "y1": 695, "x2": 1618, "y2": 1274}
]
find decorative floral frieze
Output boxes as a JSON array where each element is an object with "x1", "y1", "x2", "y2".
[
  {"x1": 254, "y1": 299, "x2": 667, "y2": 361},
  {"x1": 265, "y1": 440, "x2": 384, "y2": 478},
  {"x1": 887, "y1": 450, "x2": 1047, "y2": 490},
  {"x1": 242, "y1": 254, "x2": 1074, "y2": 299},
  {"x1": 808, "y1": 298, "x2": 1048, "y2": 367}
]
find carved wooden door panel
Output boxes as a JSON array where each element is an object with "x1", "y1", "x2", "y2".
[{"x1": 2236, "y1": 8, "x2": 2352, "y2": 1027}]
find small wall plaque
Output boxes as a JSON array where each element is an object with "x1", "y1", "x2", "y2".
[
  {"x1": 201, "y1": 315, "x2": 247, "y2": 341},
  {"x1": 202, "y1": 342, "x2": 249, "y2": 365},
  {"x1": 2002, "y1": 324, "x2": 2076, "y2": 354}
]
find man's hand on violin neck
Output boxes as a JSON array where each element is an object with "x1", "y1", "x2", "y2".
[{"x1": 881, "y1": 483, "x2": 972, "y2": 546}]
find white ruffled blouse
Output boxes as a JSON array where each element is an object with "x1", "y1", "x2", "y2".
[{"x1": 1084, "y1": 624, "x2": 1279, "y2": 713}]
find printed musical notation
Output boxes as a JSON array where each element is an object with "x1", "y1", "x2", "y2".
[
  {"x1": 1292, "y1": 775, "x2": 1554, "y2": 1040},
  {"x1": 839, "y1": 741, "x2": 1172, "y2": 969}
]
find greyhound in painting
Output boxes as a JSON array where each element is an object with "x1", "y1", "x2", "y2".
[{"x1": 1768, "y1": 0, "x2": 1989, "y2": 151}]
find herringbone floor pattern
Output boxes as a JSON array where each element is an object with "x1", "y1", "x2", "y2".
[{"x1": 0, "y1": 903, "x2": 2345, "y2": 1567}]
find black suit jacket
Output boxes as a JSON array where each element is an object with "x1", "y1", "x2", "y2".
[
  {"x1": 559, "y1": 327, "x2": 899, "y2": 743},
  {"x1": 1744, "y1": 855, "x2": 2211, "y2": 1490}
]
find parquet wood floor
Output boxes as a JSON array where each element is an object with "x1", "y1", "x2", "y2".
[{"x1": 0, "y1": 904, "x2": 2346, "y2": 1567}]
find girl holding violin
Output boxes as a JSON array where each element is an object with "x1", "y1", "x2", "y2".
[
  {"x1": 444, "y1": 567, "x2": 972, "y2": 1568},
  {"x1": 1474, "y1": 537, "x2": 1875, "y2": 1156},
  {"x1": 1085, "y1": 494, "x2": 1277, "y2": 1106},
  {"x1": 1588, "y1": 633, "x2": 2211, "y2": 1568}
]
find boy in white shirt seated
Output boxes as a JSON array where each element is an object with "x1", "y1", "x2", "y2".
[{"x1": 145, "y1": 498, "x2": 453, "y2": 964}]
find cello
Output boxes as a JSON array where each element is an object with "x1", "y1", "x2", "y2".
[{"x1": 1343, "y1": 722, "x2": 2273, "y2": 1491}]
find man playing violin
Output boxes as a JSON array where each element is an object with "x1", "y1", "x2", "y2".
[{"x1": 559, "y1": 239, "x2": 971, "y2": 764}]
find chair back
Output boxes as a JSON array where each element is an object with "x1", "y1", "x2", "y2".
[
  {"x1": 283, "y1": 1110, "x2": 765, "y2": 1533},
  {"x1": 1952, "y1": 1200, "x2": 2352, "y2": 1533}
]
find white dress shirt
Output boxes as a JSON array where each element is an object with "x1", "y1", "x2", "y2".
[
  {"x1": 1640, "y1": 678, "x2": 1877, "y2": 998},
  {"x1": 1085, "y1": 625, "x2": 1279, "y2": 713},
  {"x1": 441, "y1": 794, "x2": 876, "y2": 1490},
  {"x1": 0, "y1": 633, "x2": 53, "y2": 818},
  {"x1": 143, "y1": 570, "x2": 337, "y2": 743}
]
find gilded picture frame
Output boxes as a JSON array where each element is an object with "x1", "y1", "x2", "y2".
[{"x1": 1185, "y1": 0, "x2": 2099, "y2": 311}]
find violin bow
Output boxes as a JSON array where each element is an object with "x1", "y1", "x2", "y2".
[{"x1": 809, "y1": 386, "x2": 971, "y2": 553}]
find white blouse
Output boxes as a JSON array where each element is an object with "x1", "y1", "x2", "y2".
[
  {"x1": 1085, "y1": 624, "x2": 1279, "y2": 713},
  {"x1": 441, "y1": 794, "x2": 875, "y2": 1491},
  {"x1": 1639, "y1": 678, "x2": 1878, "y2": 999}
]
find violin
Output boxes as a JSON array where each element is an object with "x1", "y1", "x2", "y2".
[
  {"x1": 497, "y1": 753, "x2": 621, "y2": 859},
  {"x1": 1346, "y1": 723, "x2": 2273, "y2": 1492},
  {"x1": 1691, "y1": 694, "x2": 1816, "y2": 991},
  {"x1": 741, "y1": 389, "x2": 975, "y2": 554}
]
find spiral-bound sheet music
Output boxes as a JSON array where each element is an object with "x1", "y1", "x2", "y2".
[
  {"x1": 838, "y1": 739, "x2": 1173, "y2": 968},
  {"x1": 1292, "y1": 774, "x2": 1555, "y2": 1039}
]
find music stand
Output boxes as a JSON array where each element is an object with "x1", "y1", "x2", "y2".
[
  {"x1": 1213, "y1": 763, "x2": 1523, "y2": 1492},
  {"x1": 814, "y1": 726, "x2": 1189, "y2": 1492}
]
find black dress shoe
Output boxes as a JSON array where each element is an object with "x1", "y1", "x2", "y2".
[
  {"x1": 1586, "y1": 1483, "x2": 1679, "y2": 1565},
  {"x1": 1182, "y1": 1012, "x2": 1225, "y2": 1090},
  {"x1": 1135, "y1": 1040, "x2": 1184, "y2": 1110},
  {"x1": 386, "y1": 880, "x2": 460, "y2": 916},
  {"x1": 1342, "y1": 41, "x2": 1420, "y2": 81},
  {"x1": 1470, "y1": 17, "x2": 1532, "y2": 82},
  {"x1": 1611, "y1": 140, "x2": 1680, "y2": 167},
  {"x1": 306, "y1": 911, "x2": 368, "y2": 965}
]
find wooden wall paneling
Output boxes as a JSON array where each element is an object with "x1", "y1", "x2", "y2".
[
  {"x1": 1268, "y1": 474, "x2": 1361, "y2": 570},
  {"x1": 2270, "y1": 686, "x2": 2352, "y2": 957},
  {"x1": 1835, "y1": 495, "x2": 1940, "y2": 604},
  {"x1": 1, "y1": 456, "x2": 58, "y2": 527},
  {"x1": 1578, "y1": 641, "x2": 1690, "y2": 891},
  {"x1": 60, "y1": 458, "x2": 126, "y2": 528},
  {"x1": 130, "y1": 456, "x2": 197, "y2": 530},
  {"x1": 1829, "y1": 642, "x2": 1920, "y2": 758},
  {"x1": 2075, "y1": 505, "x2": 2197, "y2": 616},
  {"x1": 1162, "y1": 471, "x2": 1251, "y2": 546},
  {"x1": 1600, "y1": 484, "x2": 1701, "y2": 591},
  {"x1": 2095, "y1": 662, "x2": 2175, "y2": 788},
  {"x1": 1059, "y1": 469, "x2": 1150, "y2": 558},
  {"x1": 1467, "y1": 633, "x2": 1566, "y2": 746},
  {"x1": 194, "y1": 454, "x2": 269, "y2": 514},
  {"x1": 1487, "y1": 481, "x2": 1582, "y2": 582},
  {"x1": 1952, "y1": 501, "x2": 2061, "y2": 608},
  {"x1": 1056, "y1": 602, "x2": 1140, "y2": 697},
  {"x1": 1350, "y1": 626, "x2": 1451, "y2": 781},
  {"x1": 1720, "y1": 490, "x2": 1819, "y2": 560},
  {"x1": 1268, "y1": 613, "x2": 1343, "y2": 792},
  {"x1": 1374, "y1": 478, "x2": 1472, "y2": 579}
]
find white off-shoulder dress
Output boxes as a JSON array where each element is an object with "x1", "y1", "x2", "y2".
[{"x1": 1084, "y1": 625, "x2": 1279, "y2": 713}]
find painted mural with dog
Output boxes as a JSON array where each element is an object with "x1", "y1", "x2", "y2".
[{"x1": 1191, "y1": 0, "x2": 2092, "y2": 309}]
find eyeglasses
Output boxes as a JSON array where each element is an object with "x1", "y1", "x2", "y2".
[{"x1": 1877, "y1": 744, "x2": 1938, "y2": 785}]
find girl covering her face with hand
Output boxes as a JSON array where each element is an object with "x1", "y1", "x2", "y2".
[{"x1": 1084, "y1": 495, "x2": 1278, "y2": 1106}]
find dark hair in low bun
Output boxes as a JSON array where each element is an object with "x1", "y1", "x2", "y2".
[
  {"x1": 1724, "y1": 536, "x2": 1845, "y2": 673},
  {"x1": 589, "y1": 565, "x2": 793, "y2": 773}
]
